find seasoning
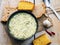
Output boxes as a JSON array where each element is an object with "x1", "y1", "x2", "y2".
[{"x1": 45, "y1": 30, "x2": 52, "y2": 36}]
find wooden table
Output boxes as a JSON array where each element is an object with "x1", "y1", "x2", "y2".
[{"x1": 0, "y1": 0, "x2": 60, "y2": 45}]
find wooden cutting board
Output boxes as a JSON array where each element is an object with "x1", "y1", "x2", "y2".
[{"x1": 0, "y1": 0, "x2": 60, "y2": 45}]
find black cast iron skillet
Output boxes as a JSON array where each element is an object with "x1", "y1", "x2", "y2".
[{"x1": 7, "y1": 10, "x2": 38, "y2": 41}]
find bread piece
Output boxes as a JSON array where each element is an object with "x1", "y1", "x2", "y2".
[
  {"x1": 17, "y1": 1, "x2": 34, "y2": 11},
  {"x1": 33, "y1": 34, "x2": 51, "y2": 45},
  {"x1": 1, "y1": 6, "x2": 17, "y2": 22},
  {"x1": 32, "y1": 2, "x2": 46, "y2": 18}
]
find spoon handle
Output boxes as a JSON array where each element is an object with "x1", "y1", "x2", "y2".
[{"x1": 50, "y1": 6, "x2": 60, "y2": 20}]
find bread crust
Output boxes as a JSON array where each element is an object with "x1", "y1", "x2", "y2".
[
  {"x1": 32, "y1": 2, "x2": 46, "y2": 18},
  {"x1": 1, "y1": 6, "x2": 17, "y2": 22}
]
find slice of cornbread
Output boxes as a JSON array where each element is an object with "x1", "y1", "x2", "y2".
[
  {"x1": 33, "y1": 34, "x2": 51, "y2": 45},
  {"x1": 17, "y1": 1, "x2": 34, "y2": 11}
]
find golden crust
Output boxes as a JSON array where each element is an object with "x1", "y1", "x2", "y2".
[
  {"x1": 33, "y1": 34, "x2": 51, "y2": 45},
  {"x1": 17, "y1": 1, "x2": 35, "y2": 11}
]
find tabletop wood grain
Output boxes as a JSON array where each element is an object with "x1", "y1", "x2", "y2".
[{"x1": 0, "y1": 0, "x2": 60, "y2": 45}]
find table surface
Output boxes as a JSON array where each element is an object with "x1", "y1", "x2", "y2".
[{"x1": 0, "y1": 0, "x2": 60, "y2": 45}]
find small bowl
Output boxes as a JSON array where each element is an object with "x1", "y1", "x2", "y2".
[{"x1": 7, "y1": 10, "x2": 38, "y2": 41}]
